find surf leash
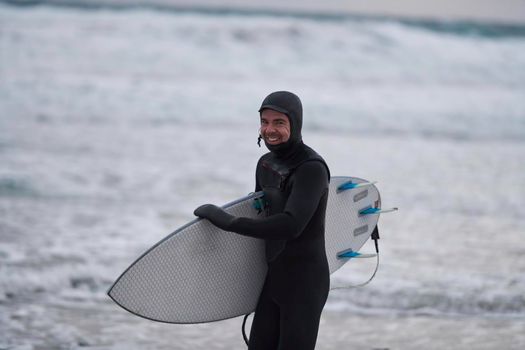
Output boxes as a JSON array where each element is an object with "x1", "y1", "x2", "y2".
[
  {"x1": 332, "y1": 225, "x2": 381, "y2": 289},
  {"x1": 242, "y1": 313, "x2": 251, "y2": 346}
]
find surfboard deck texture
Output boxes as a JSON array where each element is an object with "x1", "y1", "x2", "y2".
[{"x1": 108, "y1": 176, "x2": 383, "y2": 323}]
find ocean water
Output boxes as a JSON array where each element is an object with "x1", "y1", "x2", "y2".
[{"x1": 1, "y1": 2, "x2": 525, "y2": 349}]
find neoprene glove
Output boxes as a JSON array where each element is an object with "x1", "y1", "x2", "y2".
[{"x1": 194, "y1": 204, "x2": 235, "y2": 231}]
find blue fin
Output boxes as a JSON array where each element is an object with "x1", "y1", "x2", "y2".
[
  {"x1": 359, "y1": 207, "x2": 398, "y2": 215},
  {"x1": 337, "y1": 181, "x2": 376, "y2": 193},
  {"x1": 360, "y1": 207, "x2": 381, "y2": 215},
  {"x1": 337, "y1": 249, "x2": 378, "y2": 259},
  {"x1": 338, "y1": 251, "x2": 362, "y2": 259}
]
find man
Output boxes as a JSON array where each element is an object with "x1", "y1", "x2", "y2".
[{"x1": 194, "y1": 91, "x2": 330, "y2": 349}]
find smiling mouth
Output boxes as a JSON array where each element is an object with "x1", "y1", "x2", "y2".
[{"x1": 265, "y1": 135, "x2": 281, "y2": 144}]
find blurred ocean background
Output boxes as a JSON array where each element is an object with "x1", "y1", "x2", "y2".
[{"x1": 1, "y1": 0, "x2": 525, "y2": 349}]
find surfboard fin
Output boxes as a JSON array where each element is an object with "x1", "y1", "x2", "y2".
[
  {"x1": 337, "y1": 249, "x2": 377, "y2": 259},
  {"x1": 336, "y1": 181, "x2": 377, "y2": 193},
  {"x1": 359, "y1": 207, "x2": 398, "y2": 215}
]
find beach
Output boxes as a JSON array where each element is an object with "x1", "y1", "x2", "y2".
[{"x1": 1, "y1": 2, "x2": 525, "y2": 349}]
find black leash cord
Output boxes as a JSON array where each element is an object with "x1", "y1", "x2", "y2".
[
  {"x1": 371, "y1": 225, "x2": 380, "y2": 254},
  {"x1": 332, "y1": 225, "x2": 381, "y2": 290},
  {"x1": 242, "y1": 313, "x2": 251, "y2": 346}
]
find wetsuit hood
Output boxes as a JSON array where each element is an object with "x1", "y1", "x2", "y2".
[{"x1": 258, "y1": 91, "x2": 303, "y2": 157}]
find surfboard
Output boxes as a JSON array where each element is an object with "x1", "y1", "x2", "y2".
[{"x1": 108, "y1": 176, "x2": 395, "y2": 324}]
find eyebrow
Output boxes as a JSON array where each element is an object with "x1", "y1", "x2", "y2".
[{"x1": 261, "y1": 117, "x2": 287, "y2": 123}]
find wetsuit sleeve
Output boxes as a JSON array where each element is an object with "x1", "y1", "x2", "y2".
[{"x1": 228, "y1": 161, "x2": 328, "y2": 240}]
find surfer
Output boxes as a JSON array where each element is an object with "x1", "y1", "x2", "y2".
[{"x1": 194, "y1": 91, "x2": 330, "y2": 349}]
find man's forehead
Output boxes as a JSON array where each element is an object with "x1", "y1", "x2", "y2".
[{"x1": 260, "y1": 109, "x2": 289, "y2": 121}]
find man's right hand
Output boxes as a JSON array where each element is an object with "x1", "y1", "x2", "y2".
[{"x1": 194, "y1": 204, "x2": 235, "y2": 231}]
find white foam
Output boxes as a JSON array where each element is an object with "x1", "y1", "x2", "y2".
[{"x1": 1, "y1": 4, "x2": 525, "y2": 347}]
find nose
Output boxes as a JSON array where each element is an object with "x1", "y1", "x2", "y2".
[{"x1": 264, "y1": 124, "x2": 277, "y2": 133}]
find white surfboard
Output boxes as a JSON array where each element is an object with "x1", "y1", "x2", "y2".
[{"x1": 108, "y1": 176, "x2": 394, "y2": 323}]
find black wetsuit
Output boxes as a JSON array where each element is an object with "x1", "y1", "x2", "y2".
[
  {"x1": 247, "y1": 143, "x2": 330, "y2": 349},
  {"x1": 194, "y1": 91, "x2": 330, "y2": 349}
]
